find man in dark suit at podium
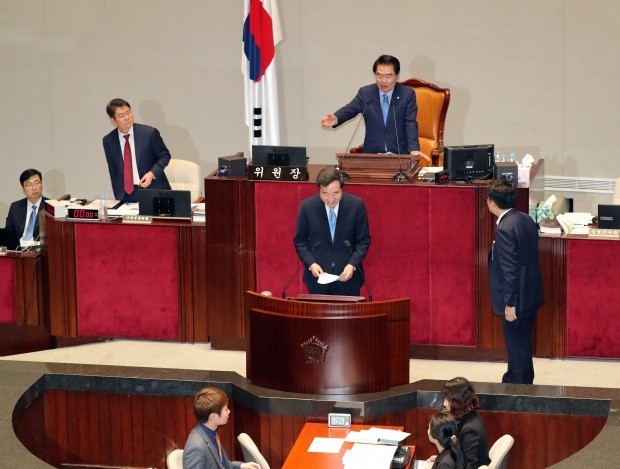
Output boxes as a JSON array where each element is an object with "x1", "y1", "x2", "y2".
[
  {"x1": 102, "y1": 98, "x2": 172, "y2": 202},
  {"x1": 5, "y1": 168, "x2": 48, "y2": 243},
  {"x1": 293, "y1": 167, "x2": 371, "y2": 296},
  {"x1": 320, "y1": 54, "x2": 430, "y2": 162},
  {"x1": 487, "y1": 178, "x2": 544, "y2": 384}
]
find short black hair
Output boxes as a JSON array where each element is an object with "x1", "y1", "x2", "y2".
[
  {"x1": 316, "y1": 167, "x2": 345, "y2": 189},
  {"x1": 487, "y1": 178, "x2": 517, "y2": 210},
  {"x1": 19, "y1": 169, "x2": 42, "y2": 186},
  {"x1": 106, "y1": 98, "x2": 131, "y2": 118},
  {"x1": 373, "y1": 55, "x2": 400, "y2": 75}
]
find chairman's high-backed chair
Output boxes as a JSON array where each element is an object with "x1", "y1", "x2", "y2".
[
  {"x1": 237, "y1": 433, "x2": 271, "y2": 469},
  {"x1": 401, "y1": 78, "x2": 450, "y2": 167},
  {"x1": 164, "y1": 158, "x2": 202, "y2": 202},
  {"x1": 350, "y1": 78, "x2": 450, "y2": 167}
]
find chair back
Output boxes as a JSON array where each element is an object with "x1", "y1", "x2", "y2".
[
  {"x1": 237, "y1": 432, "x2": 271, "y2": 469},
  {"x1": 488, "y1": 434, "x2": 515, "y2": 469},
  {"x1": 165, "y1": 159, "x2": 201, "y2": 202},
  {"x1": 613, "y1": 177, "x2": 620, "y2": 204},
  {"x1": 401, "y1": 78, "x2": 450, "y2": 167},
  {"x1": 166, "y1": 448, "x2": 183, "y2": 469}
]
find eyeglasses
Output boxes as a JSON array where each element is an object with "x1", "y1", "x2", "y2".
[
  {"x1": 115, "y1": 109, "x2": 133, "y2": 119},
  {"x1": 375, "y1": 73, "x2": 395, "y2": 81},
  {"x1": 24, "y1": 180, "x2": 42, "y2": 189}
]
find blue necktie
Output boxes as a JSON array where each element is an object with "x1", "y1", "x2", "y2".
[
  {"x1": 329, "y1": 208, "x2": 336, "y2": 241},
  {"x1": 23, "y1": 205, "x2": 37, "y2": 240},
  {"x1": 382, "y1": 94, "x2": 389, "y2": 124}
]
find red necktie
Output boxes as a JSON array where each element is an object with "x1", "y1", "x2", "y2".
[{"x1": 123, "y1": 134, "x2": 134, "y2": 195}]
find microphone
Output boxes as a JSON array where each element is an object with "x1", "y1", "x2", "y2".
[
  {"x1": 390, "y1": 97, "x2": 411, "y2": 182},
  {"x1": 338, "y1": 100, "x2": 372, "y2": 179},
  {"x1": 344, "y1": 240, "x2": 373, "y2": 301},
  {"x1": 281, "y1": 241, "x2": 322, "y2": 299}
]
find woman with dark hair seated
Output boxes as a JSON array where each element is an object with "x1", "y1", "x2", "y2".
[
  {"x1": 427, "y1": 412, "x2": 466, "y2": 469},
  {"x1": 442, "y1": 377, "x2": 491, "y2": 468}
]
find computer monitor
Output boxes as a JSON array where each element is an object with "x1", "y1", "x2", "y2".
[
  {"x1": 251, "y1": 145, "x2": 307, "y2": 167},
  {"x1": 444, "y1": 144, "x2": 494, "y2": 181},
  {"x1": 598, "y1": 204, "x2": 620, "y2": 229},
  {"x1": 0, "y1": 228, "x2": 21, "y2": 251},
  {"x1": 137, "y1": 189, "x2": 192, "y2": 219}
]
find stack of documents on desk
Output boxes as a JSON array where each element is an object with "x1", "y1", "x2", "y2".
[
  {"x1": 108, "y1": 202, "x2": 139, "y2": 217},
  {"x1": 345, "y1": 427, "x2": 410, "y2": 445},
  {"x1": 342, "y1": 443, "x2": 398, "y2": 469},
  {"x1": 192, "y1": 203, "x2": 205, "y2": 222}
]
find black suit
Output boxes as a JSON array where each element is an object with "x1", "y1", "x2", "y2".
[
  {"x1": 488, "y1": 209, "x2": 544, "y2": 384},
  {"x1": 102, "y1": 123, "x2": 172, "y2": 201},
  {"x1": 5, "y1": 197, "x2": 47, "y2": 240},
  {"x1": 293, "y1": 192, "x2": 371, "y2": 296},
  {"x1": 457, "y1": 410, "x2": 491, "y2": 469},
  {"x1": 334, "y1": 83, "x2": 420, "y2": 154}
]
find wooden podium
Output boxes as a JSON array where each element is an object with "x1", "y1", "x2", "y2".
[
  {"x1": 245, "y1": 291, "x2": 410, "y2": 394},
  {"x1": 335, "y1": 152, "x2": 420, "y2": 180}
]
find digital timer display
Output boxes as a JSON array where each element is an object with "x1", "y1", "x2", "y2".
[{"x1": 67, "y1": 207, "x2": 100, "y2": 220}]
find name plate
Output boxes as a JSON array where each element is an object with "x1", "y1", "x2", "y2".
[
  {"x1": 67, "y1": 207, "x2": 101, "y2": 221},
  {"x1": 248, "y1": 165, "x2": 308, "y2": 181},
  {"x1": 122, "y1": 215, "x2": 153, "y2": 224}
]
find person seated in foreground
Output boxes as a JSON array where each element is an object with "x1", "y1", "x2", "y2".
[
  {"x1": 426, "y1": 412, "x2": 466, "y2": 469},
  {"x1": 182, "y1": 386, "x2": 262, "y2": 469},
  {"x1": 442, "y1": 377, "x2": 491, "y2": 468}
]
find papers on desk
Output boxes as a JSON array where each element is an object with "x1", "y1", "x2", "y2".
[
  {"x1": 108, "y1": 202, "x2": 139, "y2": 217},
  {"x1": 307, "y1": 437, "x2": 345, "y2": 453},
  {"x1": 345, "y1": 427, "x2": 410, "y2": 445},
  {"x1": 342, "y1": 443, "x2": 397, "y2": 469},
  {"x1": 192, "y1": 202, "x2": 205, "y2": 222}
]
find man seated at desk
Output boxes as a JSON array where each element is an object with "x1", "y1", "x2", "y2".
[{"x1": 5, "y1": 168, "x2": 47, "y2": 245}]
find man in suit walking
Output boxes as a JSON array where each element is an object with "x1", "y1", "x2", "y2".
[
  {"x1": 321, "y1": 54, "x2": 430, "y2": 162},
  {"x1": 5, "y1": 168, "x2": 48, "y2": 243},
  {"x1": 487, "y1": 178, "x2": 544, "y2": 384},
  {"x1": 102, "y1": 98, "x2": 172, "y2": 202},
  {"x1": 293, "y1": 167, "x2": 371, "y2": 296}
]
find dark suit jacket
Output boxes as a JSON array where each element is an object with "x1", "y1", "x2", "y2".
[
  {"x1": 334, "y1": 82, "x2": 420, "y2": 154},
  {"x1": 488, "y1": 209, "x2": 544, "y2": 316},
  {"x1": 102, "y1": 122, "x2": 172, "y2": 201},
  {"x1": 457, "y1": 410, "x2": 491, "y2": 469},
  {"x1": 181, "y1": 424, "x2": 241, "y2": 469},
  {"x1": 431, "y1": 448, "x2": 458, "y2": 469},
  {"x1": 293, "y1": 192, "x2": 371, "y2": 293},
  {"x1": 5, "y1": 197, "x2": 48, "y2": 240}
]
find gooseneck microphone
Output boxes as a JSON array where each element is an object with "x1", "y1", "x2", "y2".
[
  {"x1": 390, "y1": 97, "x2": 411, "y2": 182},
  {"x1": 344, "y1": 240, "x2": 373, "y2": 301},
  {"x1": 281, "y1": 241, "x2": 322, "y2": 299},
  {"x1": 338, "y1": 100, "x2": 373, "y2": 179}
]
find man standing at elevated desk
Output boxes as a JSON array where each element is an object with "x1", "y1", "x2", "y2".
[
  {"x1": 293, "y1": 167, "x2": 371, "y2": 296},
  {"x1": 102, "y1": 98, "x2": 172, "y2": 202},
  {"x1": 321, "y1": 54, "x2": 430, "y2": 162},
  {"x1": 487, "y1": 178, "x2": 544, "y2": 384},
  {"x1": 5, "y1": 169, "x2": 48, "y2": 244}
]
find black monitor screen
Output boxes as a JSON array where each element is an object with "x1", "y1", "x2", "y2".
[
  {"x1": 0, "y1": 228, "x2": 20, "y2": 250},
  {"x1": 444, "y1": 144, "x2": 494, "y2": 181},
  {"x1": 252, "y1": 145, "x2": 307, "y2": 167},
  {"x1": 138, "y1": 189, "x2": 192, "y2": 219}
]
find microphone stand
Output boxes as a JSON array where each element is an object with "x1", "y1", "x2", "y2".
[
  {"x1": 281, "y1": 242, "x2": 321, "y2": 299},
  {"x1": 344, "y1": 240, "x2": 373, "y2": 301},
  {"x1": 390, "y1": 98, "x2": 411, "y2": 182},
  {"x1": 338, "y1": 100, "x2": 372, "y2": 180}
]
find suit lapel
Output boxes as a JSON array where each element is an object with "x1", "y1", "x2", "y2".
[{"x1": 133, "y1": 124, "x2": 143, "y2": 174}]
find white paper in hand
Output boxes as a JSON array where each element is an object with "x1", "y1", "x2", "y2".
[{"x1": 318, "y1": 273, "x2": 341, "y2": 284}]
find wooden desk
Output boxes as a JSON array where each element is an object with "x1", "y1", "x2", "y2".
[{"x1": 282, "y1": 423, "x2": 414, "y2": 469}]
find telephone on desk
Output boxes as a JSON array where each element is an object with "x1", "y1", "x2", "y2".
[{"x1": 391, "y1": 445, "x2": 411, "y2": 468}]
